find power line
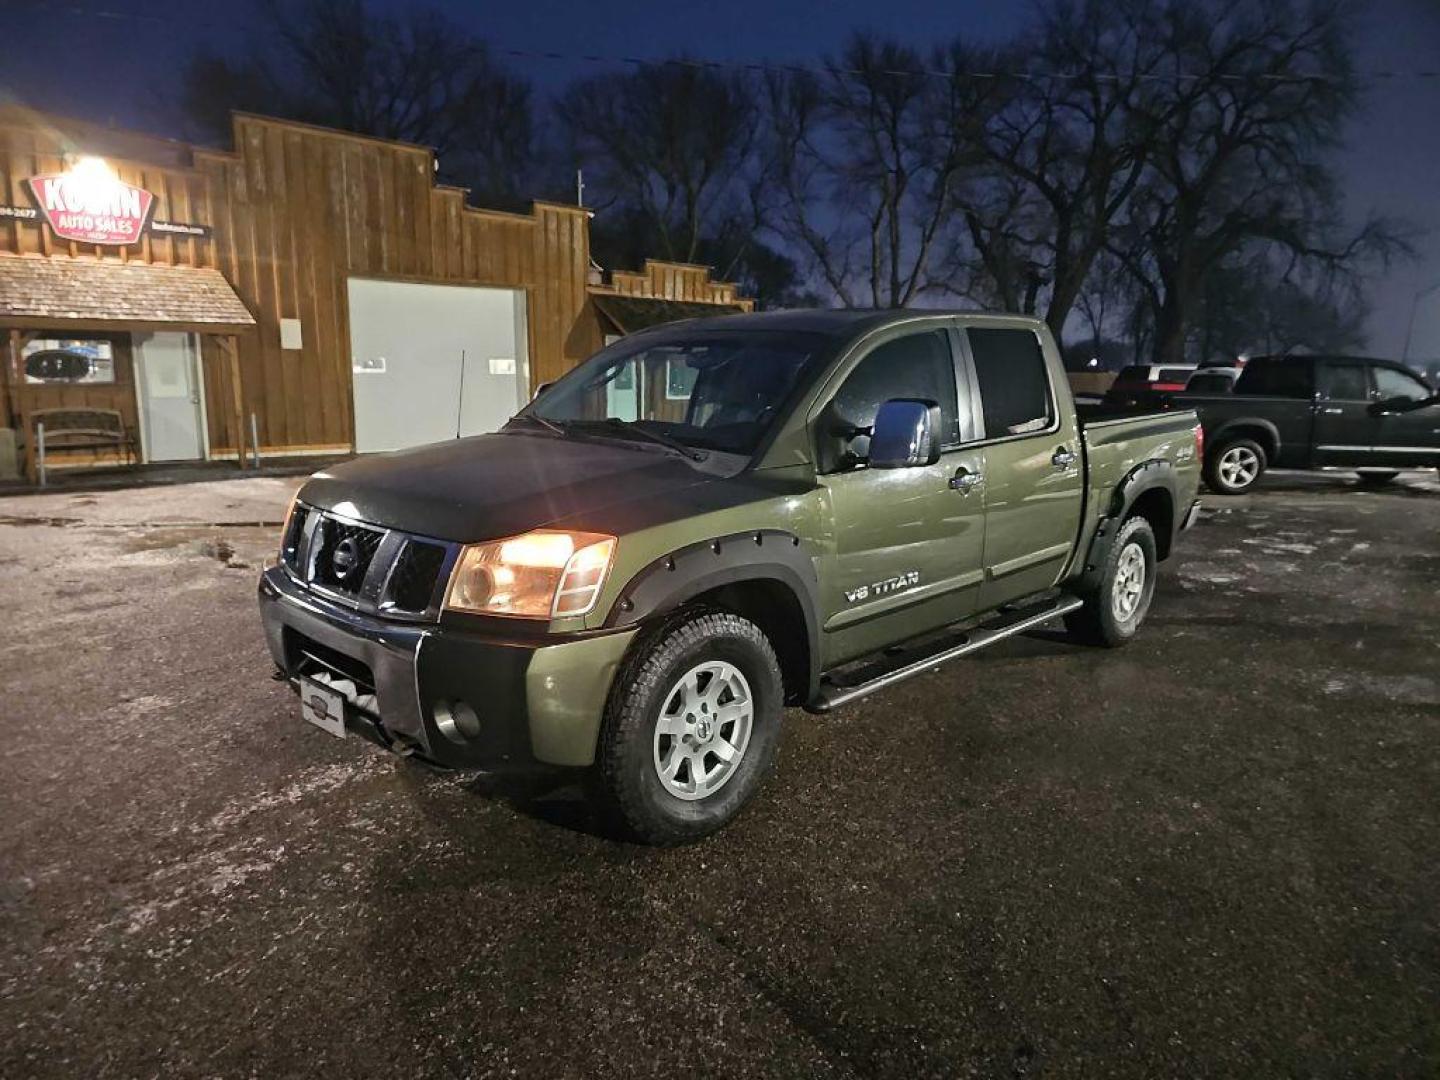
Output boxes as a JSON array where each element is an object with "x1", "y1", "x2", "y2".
[
  {"x1": 5, "y1": 0, "x2": 1440, "y2": 86},
  {"x1": 496, "y1": 46, "x2": 1440, "y2": 86}
]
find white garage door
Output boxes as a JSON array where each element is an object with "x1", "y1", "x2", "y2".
[{"x1": 347, "y1": 278, "x2": 530, "y2": 453}]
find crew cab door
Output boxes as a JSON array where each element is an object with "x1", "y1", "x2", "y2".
[
  {"x1": 1369, "y1": 364, "x2": 1440, "y2": 466},
  {"x1": 961, "y1": 326, "x2": 1086, "y2": 610},
  {"x1": 1312, "y1": 359, "x2": 1375, "y2": 466},
  {"x1": 814, "y1": 324, "x2": 986, "y2": 664}
]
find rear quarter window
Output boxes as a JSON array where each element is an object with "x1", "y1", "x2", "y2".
[
  {"x1": 1186, "y1": 373, "x2": 1234, "y2": 393},
  {"x1": 1235, "y1": 360, "x2": 1314, "y2": 398}
]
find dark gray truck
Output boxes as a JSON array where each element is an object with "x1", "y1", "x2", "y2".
[{"x1": 1170, "y1": 354, "x2": 1440, "y2": 494}]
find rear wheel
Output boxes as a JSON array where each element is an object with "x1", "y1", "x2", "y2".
[
  {"x1": 595, "y1": 609, "x2": 783, "y2": 845},
  {"x1": 1356, "y1": 470, "x2": 1400, "y2": 486},
  {"x1": 1065, "y1": 515, "x2": 1158, "y2": 648},
  {"x1": 1205, "y1": 438, "x2": 1266, "y2": 495}
]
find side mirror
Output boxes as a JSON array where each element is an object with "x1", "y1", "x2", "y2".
[
  {"x1": 868, "y1": 399, "x2": 942, "y2": 469},
  {"x1": 532, "y1": 380, "x2": 555, "y2": 401}
]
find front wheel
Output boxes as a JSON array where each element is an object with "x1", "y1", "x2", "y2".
[
  {"x1": 1205, "y1": 438, "x2": 1267, "y2": 494},
  {"x1": 596, "y1": 609, "x2": 783, "y2": 845},
  {"x1": 1065, "y1": 515, "x2": 1158, "y2": 648}
]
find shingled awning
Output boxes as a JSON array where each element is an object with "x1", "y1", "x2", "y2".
[
  {"x1": 592, "y1": 292, "x2": 743, "y2": 335},
  {"x1": 0, "y1": 253, "x2": 255, "y2": 333}
]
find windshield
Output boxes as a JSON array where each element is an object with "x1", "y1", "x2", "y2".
[{"x1": 522, "y1": 330, "x2": 827, "y2": 455}]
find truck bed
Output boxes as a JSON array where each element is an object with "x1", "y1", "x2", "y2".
[{"x1": 1075, "y1": 401, "x2": 1184, "y2": 427}]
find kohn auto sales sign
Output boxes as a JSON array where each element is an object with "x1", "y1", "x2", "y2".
[{"x1": 27, "y1": 163, "x2": 154, "y2": 245}]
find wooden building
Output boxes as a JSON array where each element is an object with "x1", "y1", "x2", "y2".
[{"x1": 0, "y1": 106, "x2": 750, "y2": 477}]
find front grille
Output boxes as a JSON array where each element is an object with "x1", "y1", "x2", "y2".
[
  {"x1": 385, "y1": 539, "x2": 447, "y2": 612},
  {"x1": 310, "y1": 518, "x2": 385, "y2": 595},
  {"x1": 281, "y1": 503, "x2": 455, "y2": 620},
  {"x1": 286, "y1": 629, "x2": 377, "y2": 696}
]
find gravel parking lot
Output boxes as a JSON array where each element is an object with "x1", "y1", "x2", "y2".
[{"x1": 2, "y1": 470, "x2": 1437, "y2": 1078}]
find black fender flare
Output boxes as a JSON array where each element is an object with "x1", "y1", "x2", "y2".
[
  {"x1": 1076, "y1": 459, "x2": 1181, "y2": 593},
  {"x1": 604, "y1": 529, "x2": 822, "y2": 701},
  {"x1": 1208, "y1": 417, "x2": 1281, "y2": 461}
]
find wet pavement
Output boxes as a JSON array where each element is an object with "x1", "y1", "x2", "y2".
[{"x1": 2, "y1": 469, "x2": 1437, "y2": 1078}]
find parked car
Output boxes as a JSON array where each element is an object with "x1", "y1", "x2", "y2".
[
  {"x1": 259, "y1": 311, "x2": 1202, "y2": 843},
  {"x1": 1104, "y1": 362, "x2": 1200, "y2": 405},
  {"x1": 1171, "y1": 354, "x2": 1440, "y2": 494},
  {"x1": 1185, "y1": 367, "x2": 1240, "y2": 393}
]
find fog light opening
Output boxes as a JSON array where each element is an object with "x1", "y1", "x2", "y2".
[{"x1": 433, "y1": 699, "x2": 482, "y2": 743}]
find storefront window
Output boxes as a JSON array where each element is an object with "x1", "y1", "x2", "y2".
[{"x1": 23, "y1": 339, "x2": 115, "y2": 385}]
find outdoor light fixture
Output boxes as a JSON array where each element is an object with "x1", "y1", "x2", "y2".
[{"x1": 444, "y1": 530, "x2": 616, "y2": 619}]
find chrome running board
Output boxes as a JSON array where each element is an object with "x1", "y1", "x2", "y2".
[{"x1": 808, "y1": 594, "x2": 1085, "y2": 713}]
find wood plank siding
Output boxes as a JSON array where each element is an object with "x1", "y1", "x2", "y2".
[{"x1": 0, "y1": 107, "x2": 749, "y2": 460}]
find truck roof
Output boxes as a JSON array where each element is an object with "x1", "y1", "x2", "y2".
[
  {"x1": 637, "y1": 307, "x2": 1047, "y2": 340},
  {"x1": 1249, "y1": 354, "x2": 1388, "y2": 365}
]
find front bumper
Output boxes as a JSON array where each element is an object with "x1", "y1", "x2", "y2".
[{"x1": 258, "y1": 567, "x2": 635, "y2": 769}]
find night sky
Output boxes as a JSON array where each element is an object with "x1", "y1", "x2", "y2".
[{"x1": 4, "y1": 0, "x2": 1438, "y2": 360}]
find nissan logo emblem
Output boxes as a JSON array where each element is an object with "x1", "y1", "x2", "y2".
[{"x1": 331, "y1": 537, "x2": 361, "y2": 581}]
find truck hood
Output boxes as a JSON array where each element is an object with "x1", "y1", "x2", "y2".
[{"x1": 298, "y1": 432, "x2": 721, "y2": 542}]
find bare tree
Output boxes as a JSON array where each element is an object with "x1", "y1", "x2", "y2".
[
  {"x1": 960, "y1": 0, "x2": 1170, "y2": 337},
  {"x1": 179, "y1": 0, "x2": 536, "y2": 206},
  {"x1": 1112, "y1": 0, "x2": 1408, "y2": 363},
  {"x1": 557, "y1": 62, "x2": 759, "y2": 265},
  {"x1": 763, "y1": 37, "x2": 993, "y2": 308}
]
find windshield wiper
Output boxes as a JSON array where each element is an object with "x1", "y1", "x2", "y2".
[
  {"x1": 596, "y1": 418, "x2": 707, "y2": 461},
  {"x1": 511, "y1": 412, "x2": 567, "y2": 437}
]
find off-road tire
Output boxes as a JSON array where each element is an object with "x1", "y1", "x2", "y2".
[
  {"x1": 1356, "y1": 470, "x2": 1400, "y2": 486},
  {"x1": 596, "y1": 609, "x2": 783, "y2": 845},
  {"x1": 1204, "y1": 437, "x2": 1267, "y2": 495},
  {"x1": 1064, "y1": 515, "x2": 1158, "y2": 648}
]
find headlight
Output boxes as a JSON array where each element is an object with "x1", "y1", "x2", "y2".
[
  {"x1": 443, "y1": 530, "x2": 616, "y2": 619},
  {"x1": 276, "y1": 491, "x2": 303, "y2": 566}
]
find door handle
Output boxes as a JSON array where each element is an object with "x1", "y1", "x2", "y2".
[
  {"x1": 1051, "y1": 446, "x2": 1077, "y2": 469},
  {"x1": 1318, "y1": 407, "x2": 1343, "y2": 415},
  {"x1": 949, "y1": 467, "x2": 983, "y2": 494}
]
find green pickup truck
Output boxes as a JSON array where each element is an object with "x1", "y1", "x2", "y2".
[{"x1": 259, "y1": 311, "x2": 1201, "y2": 843}]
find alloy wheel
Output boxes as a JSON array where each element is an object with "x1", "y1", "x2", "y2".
[
  {"x1": 1111, "y1": 541, "x2": 1148, "y2": 623},
  {"x1": 1218, "y1": 445, "x2": 1260, "y2": 489},
  {"x1": 652, "y1": 661, "x2": 754, "y2": 801}
]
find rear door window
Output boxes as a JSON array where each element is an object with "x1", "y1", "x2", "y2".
[
  {"x1": 967, "y1": 328, "x2": 1055, "y2": 438},
  {"x1": 1318, "y1": 363, "x2": 1370, "y2": 401}
]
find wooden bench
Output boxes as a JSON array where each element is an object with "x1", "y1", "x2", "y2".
[{"x1": 26, "y1": 408, "x2": 138, "y2": 482}]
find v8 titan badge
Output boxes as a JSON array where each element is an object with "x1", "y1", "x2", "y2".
[{"x1": 845, "y1": 570, "x2": 920, "y2": 604}]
